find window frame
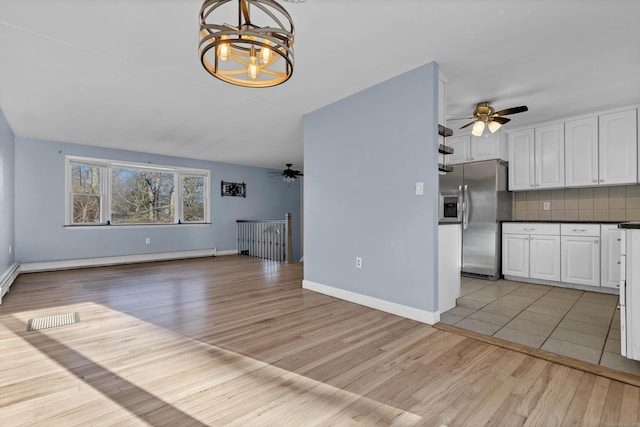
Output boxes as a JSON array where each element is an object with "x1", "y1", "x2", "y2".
[{"x1": 65, "y1": 155, "x2": 211, "y2": 226}]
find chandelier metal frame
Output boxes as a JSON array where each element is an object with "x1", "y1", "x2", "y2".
[{"x1": 199, "y1": 0, "x2": 295, "y2": 88}]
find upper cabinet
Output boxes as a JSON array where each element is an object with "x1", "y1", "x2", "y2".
[
  {"x1": 508, "y1": 124, "x2": 564, "y2": 190},
  {"x1": 565, "y1": 117, "x2": 599, "y2": 187},
  {"x1": 446, "y1": 135, "x2": 471, "y2": 164},
  {"x1": 599, "y1": 109, "x2": 637, "y2": 185},
  {"x1": 510, "y1": 107, "x2": 639, "y2": 190},
  {"x1": 535, "y1": 123, "x2": 565, "y2": 189},
  {"x1": 508, "y1": 129, "x2": 535, "y2": 190},
  {"x1": 445, "y1": 132, "x2": 507, "y2": 165}
]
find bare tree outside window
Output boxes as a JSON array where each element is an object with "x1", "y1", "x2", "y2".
[
  {"x1": 182, "y1": 175, "x2": 205, "y2": 222},
  {"x1": 71, "y1": 163, "x2": 102, "y2": 223},
  {"x1": 111, "y1": 168, "x2": 175, "y2": 224},
  {"x1": 67, "y1": 157, "x2": 209, "y2": 226}
]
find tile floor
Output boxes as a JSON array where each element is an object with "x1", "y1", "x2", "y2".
[{"x1": 440, "y1": 276, "x2": 640, "y2": 376}]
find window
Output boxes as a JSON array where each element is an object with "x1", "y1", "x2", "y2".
[
  {"x1": 182, "y1": 175, "x2": 206, "y2": 222},
  {"x1": 66, "y1": 156, "x2": 210, "y2": 226},
  {"x1": 70, "y1": 162, "x2": 104, "y2": 224}
]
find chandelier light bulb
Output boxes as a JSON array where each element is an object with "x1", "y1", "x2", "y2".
[
  {"x1": 260, "y1": 41, "x2": 273, "y2": 64},
  {"x1": 248, "y1": 56, "x2": 260, "y2": 79},
  {"x1": 472, "y1": 121, "x2": 485, "y2": 137},
  {"x1": 217, "y1": 35, "x2": 230, "y2": 61}
]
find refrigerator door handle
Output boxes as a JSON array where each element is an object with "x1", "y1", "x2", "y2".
[
  {"x1": 457, "y1": 184, "x2": 463, "y2": 222},
  {"x1": 463, "y1": 184, "x2": 469, "y2": 230}
]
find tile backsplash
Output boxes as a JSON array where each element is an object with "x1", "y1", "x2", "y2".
[{"x1": 512, "y1": 185, "x2": 640, "y2": 222}]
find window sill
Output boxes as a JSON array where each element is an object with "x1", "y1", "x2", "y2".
[{"x1": 64, "y1": 223, "x2": 211, "y2": 230}]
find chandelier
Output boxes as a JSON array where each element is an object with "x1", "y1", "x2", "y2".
[{"x1": 199, "y1": 0, "x2": 295, "y2": 88}]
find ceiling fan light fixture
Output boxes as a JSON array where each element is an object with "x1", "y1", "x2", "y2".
[
  {"x1": 488, "y1": 121, "x2": 502, "y2": 133},
  {"x1": 199, "y1": 0, "x2": 295, "y2": 88},
  {"x1": 472, "y1": 121, "x2": 485, "y2": 137}
]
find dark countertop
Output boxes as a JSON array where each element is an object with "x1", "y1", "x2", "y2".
[
  {"x1": 504, "y1": 220, "x2": 623, "y2": 224},
  {"x1": 439, "y1": 221, "x2": 461, "y2": 225},
  {"x1": 619, "y1": 222, "x2": 640, "y2": 229}
]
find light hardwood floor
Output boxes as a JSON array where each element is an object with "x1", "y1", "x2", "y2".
[{"x1": 1, "y1": 256, "x2": 639, "y2": 426}]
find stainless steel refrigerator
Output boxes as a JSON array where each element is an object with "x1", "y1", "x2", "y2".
[{"x1": 439, "y1": 160, "x2": 512, "y2": 280}]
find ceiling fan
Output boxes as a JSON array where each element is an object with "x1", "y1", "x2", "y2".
[
  {"x1": 454, "y1": 102, "x2": 528, "y2": 136},
  {"x1": 270, "y1": 163, "x2": 303, "y2": 182}
]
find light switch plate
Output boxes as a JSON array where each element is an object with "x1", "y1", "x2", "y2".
[
  {"x1": 543, "y1": 202, "x2": 550, "y2": 211},
  {"x1": 416, "y1": 182, "x2": 424, "y2": 196}
]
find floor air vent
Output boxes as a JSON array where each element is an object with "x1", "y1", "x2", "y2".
[{"x1": 27, "y1": 312, "x2": 80, "y2": 332}]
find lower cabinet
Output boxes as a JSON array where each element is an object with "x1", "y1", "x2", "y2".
[
  {"x1": 530, "y1": 235, "x2": 561, "y2": 281},
  {"x1": 503, "y1": 222, "x2": 622, "y2": 292},
  {"x1": 502, "y1": 234, "x2": 529, "y2": 278},
  {"x1": 601, "y1": 225, "x2": 622, "y2": 289},
  {"x1": 560, "y1": 224, "x2": 600, "y2": 287},
  {"x1": 502, "y1": 223, "x2": 560, "y2": 282}
]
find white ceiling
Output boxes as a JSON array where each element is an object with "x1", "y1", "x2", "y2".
[{"x1": 1, "y1": 0, "x2": 639, "y2": 170}]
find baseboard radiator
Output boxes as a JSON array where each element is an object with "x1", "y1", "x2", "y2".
[{"x1": 0, "y1": 262, "x2": 20, "y2": 305}]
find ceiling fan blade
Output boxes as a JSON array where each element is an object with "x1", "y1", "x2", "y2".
[
  {"x1": 494, "y1": 106, "x2": 528, "y2": 116},
  {"x1": 447, "y1": 116, "x2": 474, "y2": 121},
  {"x1": 460, "y1": 120, "x2": 476, "y2": 129},
  {"x1": 491, "y1": 116, "x2": 511, "y2": 125}
]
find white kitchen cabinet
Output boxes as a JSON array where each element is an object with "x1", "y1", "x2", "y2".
[
  {"x1": 530, "y1": 234, "x2": 562, "y2": 281},
  {"x1": 508, "y1": 129, "x2": 535, "y2": 190},
  {"x1": 565, "y1": 116, "x2": 599, "y2": 187},
  {"x1": 438, "y1": 224, "x2": 460, "y2": 313},
  {"x1": 446, "y1": 135, "x2": 471, "y2": 164},
  {"x1": 599, "y1": 109, "x2": 637, "y2": 185},
  {"x1": 561, "y1": 224, "x2": 600, "y2": 287},
  {"x1": 446, "y1": 132, "x2": 506, "y2": 164},
  {"x1": 601, "y1": 224, "x2": 622, "y2": 289},
  {"x1": 471, "y1": 132, "x2": 505, "y2": 161},
  {"x1": 534, "y1": 123, "x2": 565, "y2": 189},
  {"x1": 502, "y1": 233, "x2": 529, "y2": 278},
  {"x1": 508, "y1": 124, "x2": 564, "y2": 190},
  {"x1": 502, "y1": 223, "x2": 560, "y2": 281}
]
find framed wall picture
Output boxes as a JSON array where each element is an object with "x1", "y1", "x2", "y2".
[{"x1": 221, "y1": 181, "x2": 246, "y2": 198}]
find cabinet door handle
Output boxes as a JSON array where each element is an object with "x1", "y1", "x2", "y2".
[
  {"x1": 594, "y1": 240, "x2": 599, "y2": 243},
  {"x1": 617, "y1": 238, "x2": 622, "y2": 241},
  {"x1": 572, "y1": 229, "x2": 587, "y2": 232},
  {"x1": 618, "y1": 261, "x2": 622, "y2": 264},
  {"x1": 600, "y1": 179, "x2": 604, "y2": 182},
  {"x1": 593, "y1": 179, "x2": 598, "y2": 183}
]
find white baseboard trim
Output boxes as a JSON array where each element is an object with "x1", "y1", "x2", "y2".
[
  {"x1": 303, "y1": 280, "x2": 439, "y2": 325},
  {"x1": 0, "y1": 262, "x2": 20, "y2": 304},
  {"x1": 20, "y1": 249, "x2": 216, "y2": 273},
  {"x1": 216, "y1": 249, "x2": 239, "y2": 256}
]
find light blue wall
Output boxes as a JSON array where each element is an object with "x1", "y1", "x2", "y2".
[
  {"x1": 14, "y1": 138, "x2": 301, "y2": 263},
  {"x1": 304, "y1": 62, "x2": 439, "y2": 312},
  {"x1": 0, "y1": 110, "x2": 15, "y2": 272}
]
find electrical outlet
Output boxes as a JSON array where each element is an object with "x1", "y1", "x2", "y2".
[
  {"x1": 145, "y1": 237, "x2": 151, "y2": 245},
  {"x1": 543, "y1": 202, "x2": 551, "y2": 211},
  {"x1": 355, "y1": 257, "x2": 362, "y2": 269}
]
